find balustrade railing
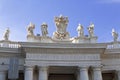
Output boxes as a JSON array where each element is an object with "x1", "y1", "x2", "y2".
[
  {"x1": 0, "y1": 40, "x2": 120, "y2": 49},
  {"x1": 0, "y1": 40, "x2": 21, "y2": 48},
  {"x1": 107, "y1": 42, "x2": 120, "y2": 49}
]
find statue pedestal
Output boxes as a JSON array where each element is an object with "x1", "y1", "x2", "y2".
[
  {"x1": 78, "y1": 37, "x2": 89, "y2": 43},
  {"x1": 112, "y1": 42, "x2": 120, "y2": 48},
  {"x1": 2, "y1": 42, "x2": 9, "y2": 47},
  {"x1": 72, "y1": 36, "x2": 98, "y2": 43},
  {"x1": 27, "y1": 35, "x2": 35, "y2": 42},
  {"x1": 72, "y1": 36, "x2": 89, "y2": 43},
  {"x1": 90, "y1": 36, "x2": 98, "y2": 43},
  {"x1": 27, "y1": 35, "x2": 53, "y2": 43},
  {"x1": 41, "y1": 36, "x2": 52, "y2": 43},
  {"x1": 52, "y1": 38, "x2": 72, "y2": 43},
  {"x1": 1, "y1": 40, "x2": 10, "y2": 47}
]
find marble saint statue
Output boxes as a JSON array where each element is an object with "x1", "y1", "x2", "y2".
[
  {"x1": 88, "y1": 23, "x2": 94, "y2": 37},
  {"x1": 112, "y1": 28, "x2": 118, "y2": 42},
  {"x1": 77, "y1": 24, "x2": 84, "y2": 37},
  {"x1": 27, "y1": 22, "x2": 35, "y2": 36},
  {"x1": 41, "y1": 23, "x2": 48, "y2": 37},
  {"x1": 3, "y1": 28, "x2": 10, "y2": 41}
]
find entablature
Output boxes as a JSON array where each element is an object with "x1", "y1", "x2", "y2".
[
  {"x1": 20, "y1": 42, "x2": 107, "y2": 54},
  {"x1": 0, "y1": 40, "x2": 24, "y2": 57}
]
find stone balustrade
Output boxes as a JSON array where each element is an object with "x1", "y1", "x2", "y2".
[
  {"x1": 0, "y1": 40, "x2": 120, "y2": 49},
  {"x1": 107, "y1": 42, "x2": 120, "y2": 49},
  {"x1": 0, "y1": 40, "x2": 21, "y2": 48}
]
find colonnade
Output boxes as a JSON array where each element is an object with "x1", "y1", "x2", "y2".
[
  {"x1": 25, "y1": 66, "x2": 48, "y2": 80},
  {"x1": 24, "y1": 66, "x2": 102, "y2": 80},
  {"x1": 1, "y1": 66, "x2": 120, "y2": 80},
  {"x1": 0, "y1": 70, "x2": 6, "y2": 80}
]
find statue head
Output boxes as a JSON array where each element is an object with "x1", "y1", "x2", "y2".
[
  {"x1": 77, "y1": 24, "x2": 83, "y2": 31},
  {"x1": 41, "y1": 23, "x2": 48, "y2": 28},
  {"x1": 28, "y1": 22, "x2": 35, "y2": 29}
]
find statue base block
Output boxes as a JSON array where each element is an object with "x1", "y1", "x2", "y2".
[
  {"x1": 72, "y1": 36, "x2": 98, "y2": 43},
  {"x1": 90, "y1": 36, "x2": 98, "y2": 43},
  {"x1": 112, "y1": 41, "x2": 120, "y2": 48},
  {"x1": 52, "y1": 38, "x2": 72, "y2": 43},
  {"x1": 27, "y1": 35, "x2": 35, "y2": 42}
]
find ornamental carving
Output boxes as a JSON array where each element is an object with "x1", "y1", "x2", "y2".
[{"x1": 53, "y1": 15, "x2": 70, "y2": 39}]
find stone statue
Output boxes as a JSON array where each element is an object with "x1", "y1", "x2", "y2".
[
  {"x1": 112, "y1": 28, "x2": 118, "y2": 42},
  {"x1": 41, "y1": 23, "x2": 48, "y2": 37},
  {"x1": 53, "y1": 15, "x2": 70, "y2": 39},
  {"x1": 3, "y1": 28, "x2": 10, "y2": 41},
  {"x1": 77, "y1": 24, "x2": 84, "y2": 37},
  {"x1": 88, "y1": 23, "x2": 94, "y2": 37},
  {"x1": 55, "y1": 15, "x2": 68, "y2": 34},
  {"x1": 27, "y1": 22, "x2": 35, "y2": 36}
]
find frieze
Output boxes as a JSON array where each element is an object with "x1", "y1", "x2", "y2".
[
  {"x1": 24, "y1": 47, "x2": 105, "y2": 54},
  {"x1": 102, "y1": 65, "x2": 120, "y2": 71},
  {"x1": 26, "y1": 53, "x2": 100, "y2": 61},
  {"x1": 25, "y1": 60, "x2": 101, "y2": 67},
  {"x1": 102, "y1": 54, "x2": 120, "y2": 59}
]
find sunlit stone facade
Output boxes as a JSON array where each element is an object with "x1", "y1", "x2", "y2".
[{"x1": 0, "y1": 15, "x2": 120, "y2": 80}]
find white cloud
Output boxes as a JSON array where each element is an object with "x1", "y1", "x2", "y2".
[{"x1": 99, "y1": 0, "x2": 120, "y2": 4}]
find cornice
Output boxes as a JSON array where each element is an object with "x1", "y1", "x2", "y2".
[
  {"x1": 105, "y1": 48, "x2": 120, "y2": 54},
  {"x1": 102, "y1": 53, "x2": 120, "y2": 59},
  {"x1": 24, "y1": 48, "x2": 106, "y2": 54},
  {"x1": 0, "y1": 47, "x2": 21, "y2": 54},
  {"x1": 19, "y1": 42, "x2": 107, "y2": 54},
  {"x1": 19, "y1": 42, "x2": 107, "y2": 49}
]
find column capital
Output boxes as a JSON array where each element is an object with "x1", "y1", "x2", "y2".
[
  {"x1": 78, "y1": 66, "x2": 89, "y2": 71},
  {"x1": 79, "y1": 66, "x2": 89, "y2": 80},
  {"x1": 24, "y1": 66, "x2": 34, "y2": 80},
  {"x1": 93, "y1": 67, "x2": 103, "y2": 80},
  {"x1": 92, "y1": 66, "x2": 102, "y2": 71},
  {"x1": 25, "y1": 66, "x2": 34, "y2": 71},
  {"x1": 38, "y1": 66, "x2": 49, "y2": 80},
  {"x1": 38, "y1": 66, "x2": 49, "y2": 71}
]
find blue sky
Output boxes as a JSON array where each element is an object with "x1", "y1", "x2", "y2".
[{"x1": 0, "y1": 0, "x2": 120, "y2": 42}]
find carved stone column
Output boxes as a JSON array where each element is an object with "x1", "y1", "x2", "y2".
[
  {"x1": 0, "y1": 70, "x2": 6, "y2": 80},
  {"x1": 76, "y1": 70, "x2": 80, "y2": 80},
  {"x1": 79, "y1": 67, "x2": 89, "y2": 80},
  {"x1": 93, "y1": 67, "x2": 102, "y2": 80},
  {"x1": 25, "y1": 66, "x2": 34, "y2": 80},
  {"x1": 117, "y1": 71, "x2": 120, "y2": 80},
  {"x1": 38, "y1": 66, "x2": 48, "y2": 80}
]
